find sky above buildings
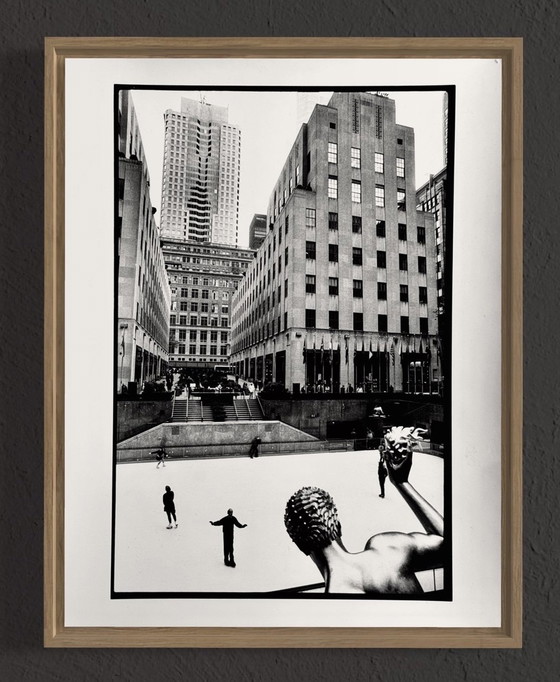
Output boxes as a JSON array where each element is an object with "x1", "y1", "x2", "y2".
[{"x1": 130, "y1": 89, "x2": 446, "y2": 249}]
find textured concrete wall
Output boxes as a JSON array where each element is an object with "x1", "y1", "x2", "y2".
[
  {"x1": 1, "y1": 0, "x2": 557, "y2": 680},
  {"x1": 117, "y1": 419, "x2": 318, "y2": 460},
  {"x1": 116, "y1": 400, "x2": 173, "y2": 441}
]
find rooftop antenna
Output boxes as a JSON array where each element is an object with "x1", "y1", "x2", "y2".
[{"x1": 199, "y1": 91, "x2": 207, "y2": 105}]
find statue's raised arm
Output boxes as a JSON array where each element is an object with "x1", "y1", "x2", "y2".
[{"x1": 381, "y1": 426, "x2": 444, "y2": 537}]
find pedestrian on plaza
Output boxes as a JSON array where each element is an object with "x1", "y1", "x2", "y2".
[
  {"x1": 249, "y1": 436, "x2": 261, "y2": 458},
  {"x1": 378, "y1": 454, "x2": 388, "y2": 498}
]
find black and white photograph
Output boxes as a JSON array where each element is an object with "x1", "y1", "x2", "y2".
[{"x1": 113, "y1": 85, "x2": 452, "y2": 598}]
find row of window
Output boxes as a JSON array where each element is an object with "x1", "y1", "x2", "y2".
[
  {"x1": 323, "y1": 214, "x2": 426, "y2": 242},
  {"x1": 173, "y1": 344, "x2": 228, "y2": 356},
  {"x1": 305, "y1": 242, "x2": 427, "y2": 272},
  {"x1": 170, "y1": 315, "x2": 229, "y2": 328},
  {"x1": 325, "y1": 179, "x2": 405, "y2": 208},
  {"x1": 327, "y1": 144, "x2": 405, "y2": 177},
  {"x1": 170, "y1": 330, "x2": 228, "y2": 342},
  {"x1": 304, "y1": 309, "x2": 429, "y2": 335},
  {"x1": 304, "y1": 276, "x2": 428, "y2": 303}
]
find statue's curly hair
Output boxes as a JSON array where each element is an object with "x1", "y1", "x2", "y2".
[{"x1": 284, "y1": 486, "x2": 342, "y2": 555}]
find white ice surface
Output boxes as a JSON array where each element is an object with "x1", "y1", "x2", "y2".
[{"x1": 115, "y1": 450, "x2": 444, "y2": 594}]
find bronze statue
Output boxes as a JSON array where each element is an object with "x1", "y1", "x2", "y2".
[{"x1": 284, "y1": 426, "x2": 443, "y2": 594}]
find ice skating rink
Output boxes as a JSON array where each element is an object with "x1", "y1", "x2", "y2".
[{"x1": 114, "y1": 449, "x2": 444, "y2": 594}]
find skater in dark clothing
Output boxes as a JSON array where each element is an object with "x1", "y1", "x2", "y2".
[
  {"x1": 163, "y1": 485, "x2": 178, "y2": 529},
  {"x1": 378, "y1": 455, "x2": 388, "y2": 498},
  {"x1": 249, "y1": 437, "x2": 261, "y2": 458},
  {"x1": 152, "y1": 448, "x2": 167, "y2": 468},
  {"x1": 209, "y1": 508, "x2": 247, "y2": 567}
]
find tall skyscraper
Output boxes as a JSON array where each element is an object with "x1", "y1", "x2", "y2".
[{"x1": 160, "y1": 97, "x2": 241, "y2": 246}]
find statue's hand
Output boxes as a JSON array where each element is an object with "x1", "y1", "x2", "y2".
[{"x1": 385, "y1": 448, "x2": 413, "y2": 484}]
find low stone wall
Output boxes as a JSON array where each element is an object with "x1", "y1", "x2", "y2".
[
  {"x1": 116, "y1": 420, "x2": 335, "y2": 462},
  {"x1": 260, "y1": 395, "x2": 444, "y2": 440},
  {"x1": 116, "y1": 399, "x2": 173, "y2": 442}
]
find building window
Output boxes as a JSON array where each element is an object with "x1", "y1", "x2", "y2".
[
  {"x1": 220, "y1": 345, "x2": 228, "y2": 356},
  {"x1": 170, "y1": 314, "x2": 177, "y2": 325},
  {"x1": 190, "y1": 316, "x2": 197, "y2": 326},
  {"x1": 417, "y1": 226, "x2": 426, "y2": 244},
  {"x1": 179, "y1": 330, "x2": 187, "y2": 341},
  {"x1": 375, "y1": 185, "x2": 385, "y2": 207},
  {"x1": 329, "y1": 310, "x2": 339, "y2": 329},
  {"x1": 305, "y1": 274, "x2": 316, "y2": 293},
  {"x1": 190, "y1": 330, "x2": 197, "y2": 341},
  {"x1": 211, "y1": 331, "x2": 218, "y2": 342},
  {"x1": 284, "y1": 311, "x2": 288, "y2": 330},
  {"x1": 329, "y1": 212, "x2": 338, "y2": 230},
  {"x1": 375, "y1": 220, "x2": 386, "y2": 238},
  {"x1": 180, "y1": 287, "x2": 188, "y2": 297},
  {"x1": 179, "y1": 315, "x2": 187, "y2": 325},
  {"x1": 418, "y1": 256, "x2": 427, "y2": 274},
  {"x1": 377, "y1": 250, "x2": 386, "y2": 269},
  {"x1": 285, "y1": 278, "x2": 288, "y2": 296},
  {"x1": 374, "y1": 152, "x2": 384, "y2": 174},
  {"x1": 396, "y1": 157, "x2": 405, "y2": 177},
  {"x1": 285, "y1": 246, "x2": 289, "y2": 266},
  {"x1": 399, "y1": 254, "x2": 408, "y2": 271},
  {"x1": 419, "y1": 317, "x2": 429, "y2": 335},
  {"x1": 306, "y1": 241, "x2": 316, "y2": 259},
  {"x1": 191, "y1": 289, "x2": 199, "y2": 298},
  {"x1": 201, "y1": 289, "x2": 209, "y2": 299},
  {"x1": 397, "y1": 137, "x2": 403, "y2": 145},
  {"x1": 189, "y1": 344, "x2": 196, "y2": 355},
  {"x1": 305, "y1": 309, "x2": 316, "y2": 328},
  {"x1": 352, "y1": 216, "x2": 362, "y2": 233},
  {"x1": 353, "y1": 312, "x2": 363, "y2": 331},
  {"x1": 200, "y1": 316, "x2": 208, "y2": 326},
  {"x1": 210, "y1": 346, "x2": 217, "y2": 356},
  {"x1": 377, "y1": 282, "x2": 387, "y2": 300},
  {"x1": 200, "y1": 302, "x2": 208, "y2": 313},
  {"x1": 401, "y1": 316, "x2": 409, "y2": 334},
  {"x1": 353, "y1": 279, "x2": 363, "y2": 298},
  {"x1": 285, "y1": 215, "x2": 289, "y2": 233},
  {"x1": 378, "y1": 314, "x2": 387, "y2": 332},
  {"x1": 328, "y1": 243, "x2": 338, "y2": 262},
  {"x1": 180, "y1": 301, "x2": 188, "y2": 311},
  {"x1": 200, "y1": 345, "x2": 207, "y2": 355},
  {"x1": 398, "y1": 223, "x2": 407, "y2": 241},
  {"x1": 328, "y1": 142, "x2": 338, "y2": 164},
  {"x1": 221, "y1": 317, "x2": 228, "y2": 327},
  {"x1": 351, "y1": 147, "x2": 361, "y2": 168},
  {"x1": 351, "y1": 180, "x2": 361, "y2": 203},
  {"x1": 419, "y1": 286, "x2": 428, "y2": 305},
  {"x1": 400, "y1": 284, "x2": 409, "y2": 302},
  {"x1": 305, "y1": 208, "x2": 316, "y2": 228},
  {"x1": 329, "y1": 277, "x2": 339, "y2": 295},
  {"x1": 329, "y1": 121, "x2": 336, "y2": 129},
  {"x1": 328, "y1": 175, "x2": 338, "y2": 199},
  {"x1": 200, "y1": 331, "x2": 207, "y2": 342},
  {"x1": 397, "y1": 189, "x2": 406, "y2": 210},
  {"x1": 352, "y1": 247, "x2": 363, "y2": 266}
]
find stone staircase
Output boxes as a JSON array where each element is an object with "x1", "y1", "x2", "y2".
[{"x1": 171, "y1": 396, "x2": 265, "y2": 422}]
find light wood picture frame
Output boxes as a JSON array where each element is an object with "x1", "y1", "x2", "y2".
[{"x1": 45, "y1": 37, "x2": 522, "y2": 647}]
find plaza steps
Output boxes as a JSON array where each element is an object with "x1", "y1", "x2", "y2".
[
  {"x1": 171, "y1": 396, "x2": 265, "y2": 423},
  {"x1": 171, "y1": 398, "x2": 188, "y2": 422}
]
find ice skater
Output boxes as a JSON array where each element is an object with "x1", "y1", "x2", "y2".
[
  {"x1": 377, "y1": 454, "x2": 388, "y2": 498},
  {"x1": 151, "y1": 447, "x2": 167, "y2": 468},
  {"x1": 249, "y1": 437, "x2": 261, "y2": 459},
  {"x1": 209, "y1": 508, "x2": 247, "y2": 567},
  {"x1": 163, "y1": 485, "x2": 178, "y2": 529},
  {"x1": 284, "y1": 426, "x2": 443, "y2": 594}
]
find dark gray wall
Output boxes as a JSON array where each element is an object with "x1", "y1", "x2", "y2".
[{"x1": 0, "y1": 1, "x2": 556, "y2": 679}]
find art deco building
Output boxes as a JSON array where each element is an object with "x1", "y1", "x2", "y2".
[
  {"x1": 159, "y1": 98, "x2": 241, "y2": 246},
  {"x1": 416, "y1": 167, "x2": 448, "y2": 317},
  {"x1": 230, "y1": 91, "x2": 439, "y2": 394},
  {"x1": 161, "y1": 239, "x2": 254, "y2": 369},
  {"x1": 248, "y1": 214, "x2": 267, "y2": 250},
  {"x1": 117, "y1": 91, "x2": 171, "y2": 392}
]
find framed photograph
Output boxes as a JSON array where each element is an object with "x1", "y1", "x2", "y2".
[{"x1": 45, "y1": 37, "x2": 522, "y2": 647}]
